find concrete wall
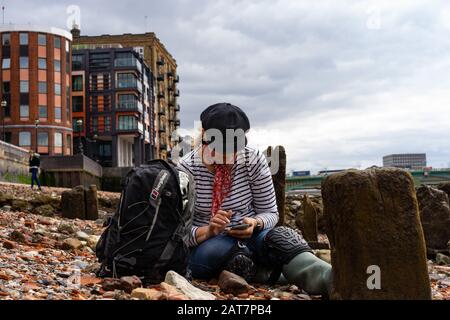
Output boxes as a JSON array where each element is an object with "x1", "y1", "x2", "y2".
[
  {"x1": 40, "y1": 154, "x2": 103, "y2": 189},
  {"x1": 0, "y1": 140, "x2": 30, "y2": 183},
  {"x1": 101, "y1": 166, "x2": 132, "y2": 192}
]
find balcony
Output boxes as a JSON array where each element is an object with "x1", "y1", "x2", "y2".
[
  {"x1": 157, "y1": 75, "x2": 164, "y2": 82},
  {"x1": 158, "y1": 106, "x2": 166, "y2": 115},
  {"x1": 175, "y1": 104, "x2": 180, "y2": 111},
  {"x1": 174, "y1": 75, "x2": 179, "y2": 83},
  {"x1": 158, "y1": 124, "x2": 166, "y2": 132},
  {"x1": 158, "y1": 92, "x2": 165, "y2": 99},
  {"x1": 116, "y1": 100, "x2": 143, "y2": 113},
  {"x1": 174, "y1": 120, "x2": 180, "y2": 126},
  {"x1": 117, "y1": 116, "x2": 143, "y2": 133},
  {"x1": 174, "y1": 89, "x2": 180, "y2": 97},
  {"x1": 116, "y1": 78, "x2": 143, "y2": 93},
  {"x1": 167, "y1": 71, "x2": 174, "y2": 78},
  {"x1": 160, "y1": 143, "x2": 167, "y2": 150},
  {"x1": 157, "y1": 58, "x2": 165, "y2": 66},
  {"x1": 114, "y1": 57, "x2": 142, "y2": 73}
]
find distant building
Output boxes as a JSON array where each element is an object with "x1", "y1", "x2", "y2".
[
  {"x1": 292, "y1": 170, "x2": 311, "y2": 177},
  {"x1": 71, "y1": 26, "x2": 179, "y2": 160},
  {"x1": 382, "y1": 153, "x2": 426, "y2": 169},
  {"x1": 0, "y1": 25, "x2": 72, "y2": 155},
  {"x1": 71, "y1": 47, "x2": 154, "y2": 167}
]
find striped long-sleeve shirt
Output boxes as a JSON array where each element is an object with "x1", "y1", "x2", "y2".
[{"x1": 178, "y1": 145, "x2": 279, "y2": 247}]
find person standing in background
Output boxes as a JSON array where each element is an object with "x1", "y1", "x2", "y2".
[{"x1": 29, "y1": 151, "x2": 42, "y2": 191}]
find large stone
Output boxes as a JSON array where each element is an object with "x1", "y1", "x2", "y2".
[
  {"x1": 436, "y1": 253, "x2": 450, "y2": 266},
  {"x1": 322, "y1": 168, "x2": 431, "y2": 300},
  {"x1": 0, "y1": 192, "x2": 13, "y2": 206},
  {"x1": 101, "y1": 278, "x2": 122, "y2": 292},
  {"x1": 131, "y1": 288, "x2": 164, "y2": 300},
  {"x1": 437, "y1": 182, "x2": 450, "y2": 198},
  {"x1": 29, "y1": 194, "x2": 60, "y2": 209},
  {"x1": 61, "y1": 186, "x2": 85, "y2": 219},
  {"x1": 165, "y1": 270, "x2": 216, "y2": 300},
  {"x1": 160, "y1": 282, "x2": 189, "y2": 300},
  {"x1": 85, "y1": 184, "x2": 99, "y2": 220},
  {"x1": 301, "y1": 195, "x2": 318, "y2": 242},
  {"x1": 33, "y1": 204, "x2": 55, "y2": 217},
  {"x1": 11, "y1": 199, "x2": 31, "y2": 212},
  {"x1": 61, "y1": 238, "x2": 83, "y2": 251},
  {"x1": 416, "y1": 185, "x2": 450, "y2": 253},
  {"x1": 119, "y1": 276, "x2": 142, "y2": 294},
  {"x1": 218, "y1": 270, "x2": 252, "y2": 296}
]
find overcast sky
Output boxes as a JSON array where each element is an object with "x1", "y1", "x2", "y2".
[{"x1": 4, "y1": 0, "x2": 450, "y2": 172}]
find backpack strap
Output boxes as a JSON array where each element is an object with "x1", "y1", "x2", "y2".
[{"x1": 145, "y1": 169, "x2": 170, "y2": 241}]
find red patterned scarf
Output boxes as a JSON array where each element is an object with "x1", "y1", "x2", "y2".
[{"x1": 211, "y1": 164, "x2": 233, "y2": 216}]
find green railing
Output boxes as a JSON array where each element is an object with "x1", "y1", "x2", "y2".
[{"x1": 286, "y1": 169, "x2": 450, "y2": 191}]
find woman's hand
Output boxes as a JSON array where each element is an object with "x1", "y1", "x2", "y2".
[
  {"x1": 207, "y1": 210, "x2": 232, "y2": 237},
  {"x1": 227, "y1": 217, "x2": 258, "y2": 239}
]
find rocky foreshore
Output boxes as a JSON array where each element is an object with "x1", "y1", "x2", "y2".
[{"x1": 0, "y1": 182, "x2": 448, "y2": 300}]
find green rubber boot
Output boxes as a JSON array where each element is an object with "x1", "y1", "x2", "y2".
[{"x1": 281, "y1": 252, "x2": 332, "y2": 297}]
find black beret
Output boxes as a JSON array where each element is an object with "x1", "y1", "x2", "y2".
[
  {"x1": 200, "y1": 102, "x2": 250, "y2": 132},
  {"x1": 200, "y1": 103, "x2": 250, "y2": 153}
]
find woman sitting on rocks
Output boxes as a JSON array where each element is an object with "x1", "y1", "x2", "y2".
[{"x1": 178, "y1": 103, "x2": 332, "y2": 297}]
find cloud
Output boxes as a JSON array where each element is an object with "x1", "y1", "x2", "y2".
[{"x1": 5, "y1": 0, "x2": 450, "y2": 171}]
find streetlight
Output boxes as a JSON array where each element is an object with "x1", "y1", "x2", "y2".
[
  {"x1": 34, "y1": 119, "x2": 39, "y2": 152},
  {"x1": 1, "y1": 99, "x2": 6, "y2": 141},
  {"x1": 76, "y1": 119, "x2": 83, "y2": 155}
]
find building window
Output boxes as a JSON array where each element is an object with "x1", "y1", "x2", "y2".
[
  {"x1": 20, "y1": 105, "x2": 29, "y2": 119},
  {"x1": 20, "y1": 81, "x2": 29, "y2": 93},
  {"x1": 19, "y1": 131, "x2": 31, "y2": 146},
  {"x1": 38, "y1": 58, "x2": 47, "y2": 69},
  {"x1": 4, "y1": 132, "x2": 12, "y2": 143},
  {"x1": 72, "y1": 75, "x2": 83, "y2": 91},
  {"x1": 54, "y1": 132, "x2": 62, "y2": 147},
  {"x1": 55, "y1": 60, "x2": 61, "y2": 72},
  {"x1": 117, "y1": 73, "x2": 138, "y2": 89},
  {"x1": 99, "y1": 144, "x2": 112, "y2": 157},
  {"x1": 19, "y1": 57, "x2": 28, "y2": 68},
  {"x1": 118, "y1": 115, "x2": 137, "y2": 130},
  {"x1": 2, "y1": 33, "x2": 10, "y2": 45},
  {"x1": 72, "y1": 54, "x2": 83, "y2": 70},
  {"x1": 19, "y1": 33, "x2": 28, "y2": 45},
  {"x1": 55, "y1": 83, "x2": 61, "y2": 95},
  {"x1": 105, "y1": 116, "x2": 111, "y2": 132},
  {"x1": 38, "y1": 132, "x2": 48, "y2": 146},
  {"x1": 118, "y1": 94, "x2": 139, "y2": 110},
  {"x1": 38, "y1": 82, "x2": 47, "y2": 94},
  {"x1": 72, "y1": 96, "x2": 83, "y2": 112},
  {"x1": 38, "y1": 34, "x2": 46, "y2": 46},
  {"x1": 2, "y1": 58, "x2": 10, "y2": 69},
  {"x1": 65, "y1": 40, "x2": 70, "y2": 52},
  {"x1": 92, "y1": 117, "x2": 98, "y2": 134},
  {"x1": 54, "y1": 36, "x2": 61, "y2": 49},
  {"x1": 39, "y1": 105, "x2": 47, "y2": 119},
  {"x1": 55, "y1": 107, "x2": 62, "y2": 120},
  {"x1": 2, "y1": 81, "x2": 10, "y2": 93}
]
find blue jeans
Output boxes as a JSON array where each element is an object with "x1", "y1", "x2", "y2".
[
  {"x1": 30, "y1": 168, "x2": 41, "y2": 189},
  {"x1": 189, "y1": 228, "x2": 271, "y2": 279}
]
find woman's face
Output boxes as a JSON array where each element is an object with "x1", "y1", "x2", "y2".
[{"x1": 202, "y1": 144, "x2": 236, "y2": 166}]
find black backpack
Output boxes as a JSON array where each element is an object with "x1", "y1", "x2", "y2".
[{"x1": 95, "y1": 159, "x2": 195, "y2": 284}]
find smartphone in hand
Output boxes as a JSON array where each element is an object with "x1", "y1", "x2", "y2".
[{"x1": 228, "y1": 223, "x2": 251, "y2": 230}]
